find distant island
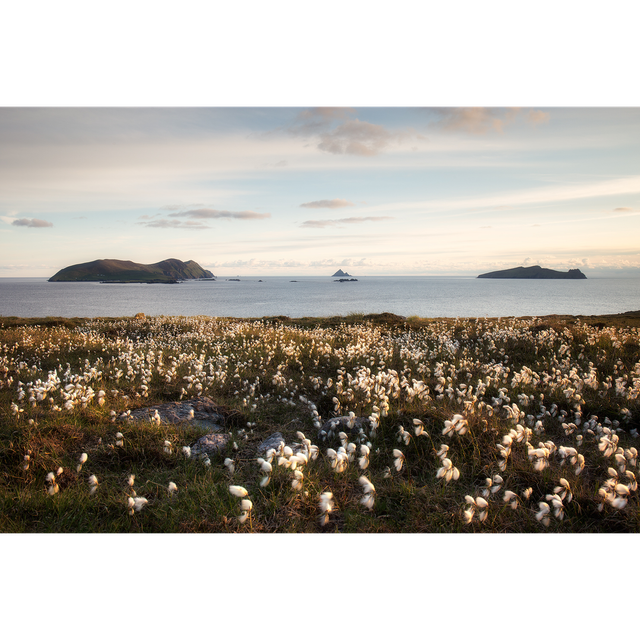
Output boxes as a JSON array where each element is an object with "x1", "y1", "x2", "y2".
[
  {"x1": 49, "y1": 258, "x2": 215, "y2": 283},
  {"x1": 332, "y1": 269, "x2": 352, "y2": 277},
  {"x1": 477, "y1": 265, "x2": 587, "y2": 280}
]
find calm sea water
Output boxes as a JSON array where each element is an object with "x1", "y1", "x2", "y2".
[{"x1": 1, "y1": 276, "x2": 640, "y2": 319}]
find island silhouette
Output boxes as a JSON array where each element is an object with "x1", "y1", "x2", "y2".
[{"x1": 478, "y1": 265, "x2": 587, "y2": 279}]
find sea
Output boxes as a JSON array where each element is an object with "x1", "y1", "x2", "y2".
[{"x1": 1, "y1": 276, "x2": 640, "y2": 320}]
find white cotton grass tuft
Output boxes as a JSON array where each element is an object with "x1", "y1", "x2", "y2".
[
  {"x1": 359, "y1": 476, "x2": 376, "y2": 510},
  {"x1": 128, "y1": 496, "x2": 148, "y2": 515},
  {"x1": 480, "y1": 474, "x2": 502, "y2": 497},
  {"x1": 229, "y1": 485, "x2": 248, "y2": 498},
  {"x1": 77, "y1": 452, "x2": 88, "y2": 473},
  {"x1": 442, "y1": 414, "x2": 468, "y2": 438},
  {"x1": 88, "y1": 475, "x2": 99, "y2": 495},
  {"x1": 318, "y1": 491, "x2": 335, "y2": 526},
  {"x1": 535, "y1": 502, "x2": 551, "y2": 527},
  {"x1": 413, "y1": 418, "x2": 428, "y2": 437},
  {"x1": 257, "y1": 457, "x2": 272, "y2": 487},
  {"x1": 503, "y1": 490, "x2": 519, "y2": 509},
  {"x1": 292, "y1": 469, "x2": 304, "y2": 491},
  {"x1": 463, "y1": 495, "x2": 488, "y2": 524},
  {"x1": 358, "y1": 444, "x2": 370, "y2": 470},
  {"x1": 236, "y1": 498, "x2": 252, "y2": 524},
  {"x1": 224, "y1": 458, "x2": 235, "y2": 475},
  {"x1": 393, "y1": 449, "x2": 405, "y2": 472},
  {"x1": 553, "y1": 478, "x2": 572, "y2": 503},
  {"x1": 46, "y1": 471, "x2": 59, "y2": 495},
  {"x1": 167, "y1": 481, "x2": 178, "y2": 496},
  {"x1": 227, "y1": 484, "x2": 251, "y2": 524},
  {"x1": 163, "y1": 440, "x2": 173, "y2": 454},
  {"x1": 436, "y1": 457, "x2": 460, "y2": 483},
  {"x1": 182, "y1": 446, "x2": 191, "y2": 458},
  {"x1": 397, "y1": 426, "x2": 410, "y2": 445}
]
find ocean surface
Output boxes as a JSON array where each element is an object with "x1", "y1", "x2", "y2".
[{"x1": 1, "y1": 276, "x2": 640, "y2": 319}]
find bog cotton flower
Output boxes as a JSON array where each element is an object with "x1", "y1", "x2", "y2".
[
  {"x1": 393, "y1": 449, "x2": 405, "y2": 472},
  {"x1": 319, "y1": 492, "x2": 335, "y2": 526},
  {"x1": 503, "y1": 490, "x2": 518, "y2": 509},
  {"x1": 436, "y1": 457, "x2": 460, "y2": 483},
  {"x1": 229, "y1": 485, "x2": 248, "y2": 498},
  {"x1": 535, "y1": 502, "x2": 551, "y2": 527},
  {"x1": 359, "y1": 476, "x2": 376, "y2": 510},
  {"x1": 88, "y1": 475, "x2": 99, "y2": 495},
  {"x1": 77, "y1": 452, "x2": 88, "y2": 473},
  {"x1": 127, "y1": 496, "x2": 148, "y2": 514},
  {"x1": 413, "y1": 418, "x2": 428, "y2": 437}
]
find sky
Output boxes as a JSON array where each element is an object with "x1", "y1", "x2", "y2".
[{"x1": 1, "y1": 106, "x2": 639, "y2": 278}]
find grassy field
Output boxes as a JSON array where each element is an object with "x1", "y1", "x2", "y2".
[{"x1": 1, "y1": 311, "x2": 639, "y2": 533}]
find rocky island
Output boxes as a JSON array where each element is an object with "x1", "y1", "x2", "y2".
[
  {"x1": 331, "y1": 269, "x2": 352, "y2": 277},
  {"x1": 49, "y1": 258, "x2": 215, "y2": 283},
  {"x1": 477, "y1": 265, "x2": 587, "y2": 280}
]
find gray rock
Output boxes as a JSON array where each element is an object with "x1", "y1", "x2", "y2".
[
  {"x1": 191, "y1": 433, "x2": 231, "y2": 457},
  {"x1": 257, "y1": 432, "x2": 285, "y2": 455},
  {"x1": 127, "y1": 397, "x2": 225, "y2": 432},
  {"x1": 121, "y1": 396, "x2": 240, "y2": 460}
]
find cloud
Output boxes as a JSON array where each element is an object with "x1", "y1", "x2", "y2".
[
  {"x1": 568, "y1": 257, "x2": 592, "y2": 269},
  {"x1": 428, "y1": 107, "x2": 550, "y2": 134},
  {"x1": 160, "y1": 203, "x2": 204, "y2": 211},
  {"x1": 526, "y1": 109, "x2": 551, "y2": 125},
  {"x1": 300, "y1": 199, "x2": 355, "y2": 209},
  {"x1": 169, "y1": 208, "x2": 271, "y2": 220},
  {"x1": 317, "y1": 119, "x2": 399, "y2": 156},
  {"x1": 614, "y1": 207, "x2": 634, "y2": 212},
  {"x1": 11, "y1": 218, "x2": 53, "y2": 228},
  {"x1": 430, "y1": 108, "x2": 518, "y2": 134},
  {"x1": 301, "y1": 216, "x2": 394, "y2": 228},
  {"x1": 283, "y1": 107, "x2": 413, "y2": 157},
  {"x1": 287, "y1": 107, "x2": 357, "y2": 137},
  {"x1": 139, "y1": 219, "x2": 209, "y2": 229},
  {"x1": 140, "y1": 207, "x2": 271, "y2": 229}
]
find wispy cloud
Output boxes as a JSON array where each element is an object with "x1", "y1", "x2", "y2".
[
  {"x1": 169, "y1": 208, "x2": 271, "y2": 220},
  {"x1": 300, "y1": 199, "x2": 354, "y2": 209},
  {"x1": 301, "y1": 216, "x2": 394, "y2": 228},
  {"x1": 160, "y1": 203, "x2": 204, "y2": 211},
  {"x1": 139, "y1": 219, "x2": 209, "y2": 229},
  {"x1": 614, "y1": 207, "x2": 634, "y2": 212},
  {"x1": 427, "y1": 107, "x2": 550, "y2": 134},
  {"x1": 139, "y1": 207, "x2": 271, "y2": 229},
  {"x1": 11, "y1": 218, "x2": 53, "y2": 228}
]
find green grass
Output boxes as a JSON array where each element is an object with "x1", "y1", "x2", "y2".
[{"x1": 1, "y1": 311, "x2": 639, "y2": 532}]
